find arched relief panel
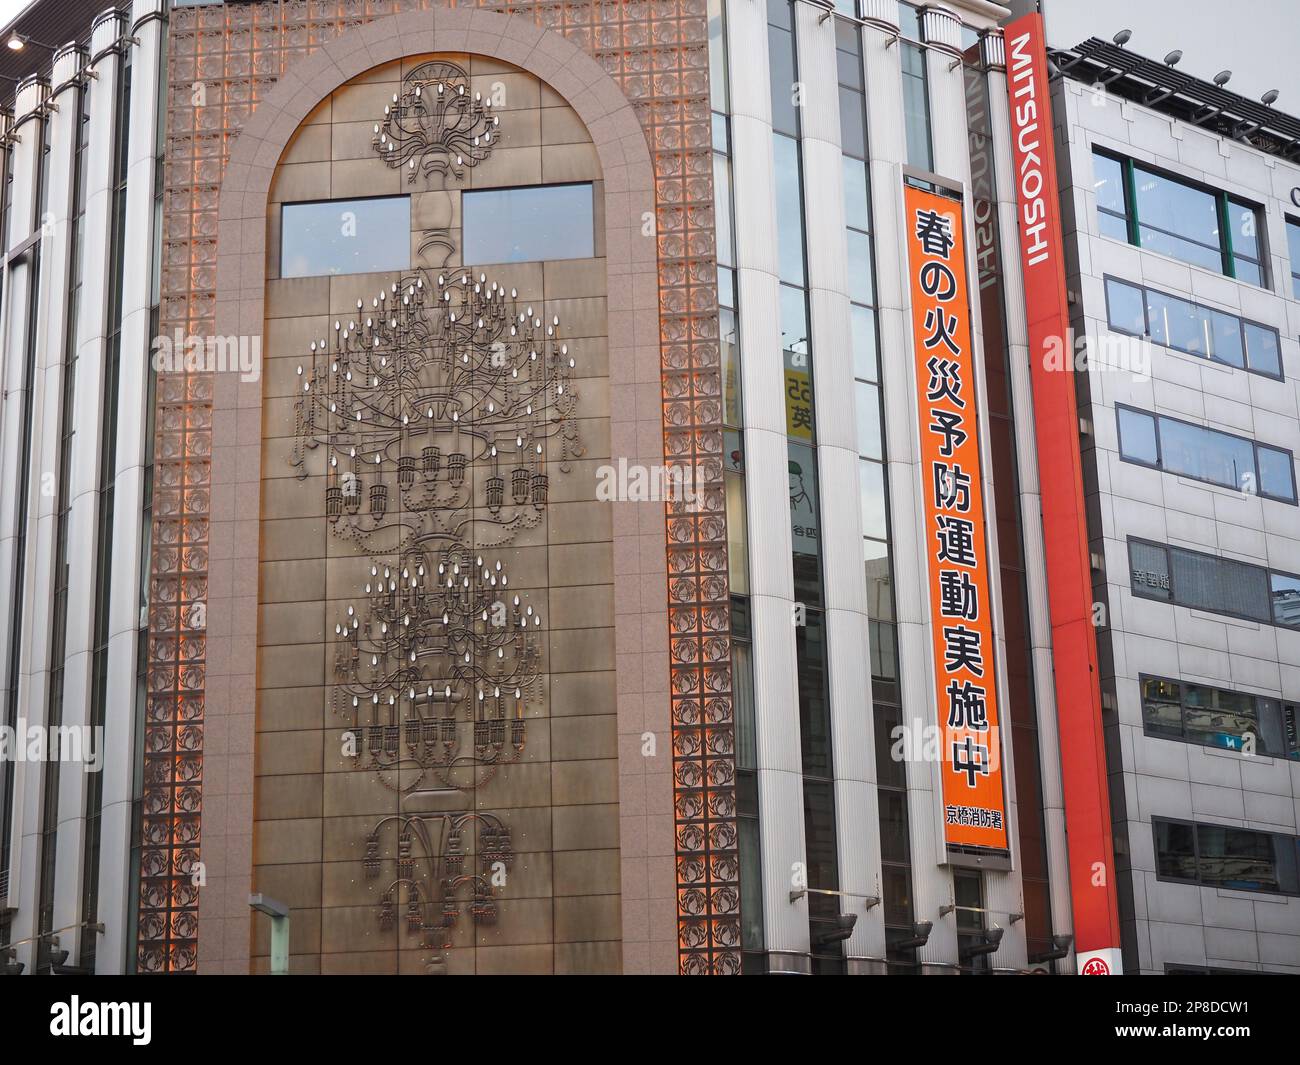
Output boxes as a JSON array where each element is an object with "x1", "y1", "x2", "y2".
[
  {"x1": 149, "y1": 3, "x2": 735, "y2": 978},
  {"x1": 257, "y1": 53, "x2": 615, "y2": 975}
]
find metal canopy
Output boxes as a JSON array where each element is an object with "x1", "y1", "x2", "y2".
[{"x1": 1049, "y1": 36, "x2": 1300, "y2": 162}]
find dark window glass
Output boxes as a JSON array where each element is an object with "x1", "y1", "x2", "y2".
[
  {"x1": 280, "y1": 195, "x2": 411, "y2": 278},
  {"x1": 1154, "y1": 820, "x2": 1196, "y2": 880},
  {"x1": 802, "y1": 777, "x2": 839, "y2": 901},
  {"x1": 870, "y1": 619, "x2": 898, "y2": 682},
  {"x1": 874, "y1": 703, "x2": 905, "y2": 787},
  {"x1": 879, "y1": 789, "x2": 910, "y2": 862},
  {"x1": 738, "y1": 811, "x2": 765, "y2": 951},
  {"x1": 462, "y1": 183, "x2": 594, "y2": 264},
  {"x1": 882, "y1": 865, "x2": 913, "y2": 927},
  {"x1": 838, "y1": 85, "x2": 866, "y2": 158},
  {"x1": 1183, "y1": 684, "x2": 1258, "y2": 750},
  {"x1": 1105, "y1": 277, "x2": 1145, "y2": 335},
  {"x1": 1196, "y1": 824, "x2": 1284, "y2": 893},
  {"x1": 864, "y1": 538, "x2": 893, "y2": 622},
  {"x1": 1129, "y1": 540, "x2": 1171, "y2": 600},
  {"x1": 836, "y1": 33, "x2": 864, "y2": 91},
  {"x1": 1141, "y1": 676, "x2": 1183, "y2": 739},
  {"x1": 733, "y1": 641, "x2": 756, "y2": 769},
  {"x1": 1143, "y1": 676, "x2": 1290, "y2": 756},
  {"x1": 1170, "y1": 546, "x2": 1271, "y2": 622}
]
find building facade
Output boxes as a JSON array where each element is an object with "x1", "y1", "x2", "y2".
[{"x1": 0, "y1": 0, "x2": 1294, "y2": 976}]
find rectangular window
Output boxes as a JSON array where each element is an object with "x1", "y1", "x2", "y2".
[
  {"x1": 280, "y1": 195, "x2": 411, "y2": 278},
  {"x1": 900, "y1": 41, "x2": 933, "y2": 172},
  {"x1": 462, "y1": 183, "x2": 594, "y2": 265},
  {"x1": 1115, "y1": 405, "x2": 1297, "y2": 504},
  {"x1": 1273, "y1": 572, "x2": 1300, "y2": 627},
  {"x1": 1287, "y1": 216, "x2": 1300, "y2": 299},
  {"x1": 1128, "y1": 538, "x2": 1300, "y2": 630},
  {"x1": 1140, "y1": 674, "x2": 1298, "y2": 759},
  {"x1": 1104, "y1": 275, "x2": 1280, "y2": 378},
  {"x1": 1154, "y1": 818, "x2": 1300, "y2": 896},
  {"x1": 1092, "y1": 150, "x2": 1267, "y2": 286}
]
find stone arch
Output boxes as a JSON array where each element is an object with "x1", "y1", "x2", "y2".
[{"x1": 203, "y1": 6, "x2": 668, "y2": 974}]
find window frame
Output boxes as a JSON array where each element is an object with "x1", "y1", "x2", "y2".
[
  {"x1": 1152, "y1": 816, "x2": 1300, "y2": 898},
  {"x1": 1114, "y1": 403, "x2": 1298, "y2": 505},
  {"x1": 1286, "y1": 215, "x2": 1300, "y2": 299},
  {"x1": 1102, "y1": 273, "x2": 1283, "y2": 380},
  {"x1": 461, "y1": 180, "x2": 596, "y2": 266},
  {"x1": 1127, "y1": 536, "x2": 1300, "y2": 631},
  {"x1": 1092, "y1": 147, "x2": 1269, "y2": 287},
  {"x1": 279, "y1": 193, "x2": 413, "y2": 279},
  {"x1": 1138, "y1": 672, "x2": 1299, "y2": 761}
]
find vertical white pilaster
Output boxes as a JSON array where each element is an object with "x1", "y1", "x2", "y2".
[
  {"x1": 11, "y1": 42, "x2": 86, "y2": 971},
  {"x1": 96, "y1": 0, "x2": 166, "y2": 974},
  {"x1": 0, "y1": 74, "x2": 50, "y2": 968},
  {"x1": 51, "y1": 8, "x2": 128, "y2": 968}
]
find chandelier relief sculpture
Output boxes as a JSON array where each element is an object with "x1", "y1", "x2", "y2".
[
  {"x1": 289, "y1": 59, "x2": 584, "y2": 969},
  {"x1": 374, "y1": 59, "x2": 499, "y2": 267}
]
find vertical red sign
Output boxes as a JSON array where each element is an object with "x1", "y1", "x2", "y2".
[{"x1": 1004, "y1": 12, "x2": 1123, "y2": 974}]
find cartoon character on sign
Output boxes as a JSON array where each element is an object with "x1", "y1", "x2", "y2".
[{"x1": 1081, "y1": 956, "x2": 1111, "y2": 975}]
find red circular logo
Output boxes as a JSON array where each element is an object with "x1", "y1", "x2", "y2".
[{"x1": 1081, "y1": 957, "x2": 1111, "y2": 975}]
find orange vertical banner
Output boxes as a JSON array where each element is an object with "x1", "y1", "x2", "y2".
[
  {"x1": 904, "y1": 183, "x2": 1008, "y2": 852},
  {"x1": 1004, "y1": 12, "x2": 1124, "y2": 975}
]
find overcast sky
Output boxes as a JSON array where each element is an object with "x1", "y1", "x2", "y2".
[
  {"x1": 0, "y1": 0, "x2": 34, "y2": 30},
  {"x1": 1039, "y1": 0, "x2": 1300, "y2": 117}
]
